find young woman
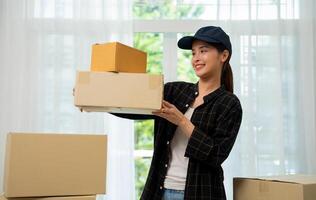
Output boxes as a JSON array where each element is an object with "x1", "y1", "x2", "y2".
[{"x1": 113, "y1": 26, "x2": 242, "y2": 200}]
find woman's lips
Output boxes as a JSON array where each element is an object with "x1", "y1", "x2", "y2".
[{"x1": 194, "y1": 64, "x2": 205, "y2": 71}]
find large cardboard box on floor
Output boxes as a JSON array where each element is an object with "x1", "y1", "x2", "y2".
[
  {"x1": 233, "y1": 175, "x2": 316, "y2": 200},
  {"x1": 74, "y1": 71, "x2": 163, "y2": 115},
  {"x1": 0, "y1": 194, "x2": 97, "y2": 200},
  {"x1": 91, "y1": 42, "x2": 147, "y2": 73},
  {"x1": 4, "y1": 132, "x2": 107, "y2": 198}
]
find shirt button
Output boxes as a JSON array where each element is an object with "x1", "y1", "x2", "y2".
[
  {"x1": 160, "y1": 186, "x2": 163, "y2": 190},
  {"x1": 185, "y1": 104, "x2": 189, "y2": 107}
]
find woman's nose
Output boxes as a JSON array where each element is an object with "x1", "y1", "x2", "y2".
[{"x1": 192, "y1": 54, "x2": 200, "y2": 63}]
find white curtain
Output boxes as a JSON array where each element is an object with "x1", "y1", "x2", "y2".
[
  {"x1": 215, "y1": 1, "x2": 316, "y2": 199},
  {"x1": 0, "y1": 0, "x2": 135, "y2": 199}
]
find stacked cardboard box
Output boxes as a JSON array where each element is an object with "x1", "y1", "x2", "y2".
[
  {"x1": 233, "y1": 175, "x2": 316, "y2": 200},
  {"x1": 90, "y1": 42, "x2": 147, "y2": 73},
  {"x1": 0, "y1": 195, "x2": 97, "y2": 200},
  {"x1": 74, "y1": 42, "x2": 164, "y2": 114},
  {"x1": 2, "y1": 132, "x2": 107, "y2": 199}
]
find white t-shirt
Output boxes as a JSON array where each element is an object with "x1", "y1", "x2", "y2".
[{"x1": 164, "y1": 107, "x2": 195, "y2": 190}]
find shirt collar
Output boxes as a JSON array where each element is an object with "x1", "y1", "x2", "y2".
[{"x1": 193, "y1": 82, "x2": 226, "y2": 103}]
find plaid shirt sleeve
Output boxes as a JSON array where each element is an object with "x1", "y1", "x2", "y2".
[{"x1": 184, "y1": 95, "x2": 242, "y2": 167}]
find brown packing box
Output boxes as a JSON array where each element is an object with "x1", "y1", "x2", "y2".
[
  {"x1": 91, "y1": 42, "x2": 147, "y2": 73},
  {"x1": 233, "y1": 175, "x2": 316, "y2": 200},
  {"x1": 0, "y1": 194, "x2": 97, "y2": 200},
  {"x1": 74, "y1": 71, "x2": 163, "y2": 115},
  {"x1": 4, "y1": 133, "x2": 107, "y2": 198}
]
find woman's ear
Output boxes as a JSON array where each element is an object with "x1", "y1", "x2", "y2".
[{"x1": 221, "y1": 50, "x2": 230, "y2": 62}]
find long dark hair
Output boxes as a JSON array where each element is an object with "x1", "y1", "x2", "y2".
[{"x1": 209, "y1": 43, "x2": 234, "y2": 93}]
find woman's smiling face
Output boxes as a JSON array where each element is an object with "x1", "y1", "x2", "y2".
[{"x1": 191, "y1": 40, "x2": 228, "y2": 80}]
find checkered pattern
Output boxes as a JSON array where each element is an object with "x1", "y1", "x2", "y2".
[{"x1": 113, "y1": 81, "x2": 243, "y2": 200}]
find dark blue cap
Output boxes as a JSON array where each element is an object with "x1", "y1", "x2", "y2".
[{"x1": 178, "y1": 26, "x2": 232, "y2": 55}]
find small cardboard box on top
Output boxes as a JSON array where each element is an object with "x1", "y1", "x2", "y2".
[
  {"x1": 91, "y1": 42, "x2": 147, "y2": 73},
  {"x1": 3, "y1": 132, "x2": 107, "y2": 198},
  {"x1": 233, "y1": 175, "x2": 316, "y2": 200},
  {"x1": 74, "y1": 71, "x2": 163, "y2": 115}
]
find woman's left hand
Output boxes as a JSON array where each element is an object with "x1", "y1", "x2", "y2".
[
  {"x1": 152, "y1": 100, "x2": 185, "y2": 125},
  {"x1": 152, "y1": 100, "x2": 195, "y2": 137}
]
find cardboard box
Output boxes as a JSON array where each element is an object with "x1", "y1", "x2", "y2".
[
  {"x1": 74, "y1": 71, "x2": 163, "y2": 115},
  {"x1": 0, "y1": 194, "x2": 96, "y2": 200},
  {"x1": 233, "y1": 175, "x2": 316, "y2": 200},
  {"x1": 91, "y1": 42, "x2": 147, "y2": 73},
  {"x1": 4, "y1": 133, "x2": 107, "y2": 198}
]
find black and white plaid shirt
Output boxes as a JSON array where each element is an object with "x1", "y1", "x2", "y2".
[{"x1": 113, "y1": 81, "x2": 243, "y2": 200}]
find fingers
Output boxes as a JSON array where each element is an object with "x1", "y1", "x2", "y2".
[
  {"x1": 152, "y1": 108, "x2": 167, "y2": 115},
  {"x1": 152, "y1": 111, "x2": 165, "y2": 118},
  {"x1": 162, "y1": 108, "x2": 173, "y2": 114},
  {"x1": 152, "y1": 109, "x2": 173, "y2": 119},
  {"x1": 162, "y1": 100, "x2": 174, "y2": 108},
  {"x1": 152, "y1": 108, "x2": 164, "y2": 116},
  {"x1": 152, "y1": 107, "x2": 170, "y2": 116},
  {"x1": 152, "y1": 110, "x2": 161, "y2": 115},
  {"x1": 153, "y1": 100, "x2": 177, "y2": 116},
  {"x1": 159, "y1": 100, "x2": 178, "y2": 115}
]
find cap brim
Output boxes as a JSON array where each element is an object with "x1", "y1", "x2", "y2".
[
  {"x1": 177, "y1": 36, "x2": 194, "y2": 49},
  {"x1": 177, "y1": 35, "x2": 222, "y2": 50}
]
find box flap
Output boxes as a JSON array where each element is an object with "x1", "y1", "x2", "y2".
[{"x1": 234, "y1": 175, "x2": 316, "y2": 185}]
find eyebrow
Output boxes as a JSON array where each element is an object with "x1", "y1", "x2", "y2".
[{"x1": 192, "y1": 45, "x2": 210, "y2": 51}]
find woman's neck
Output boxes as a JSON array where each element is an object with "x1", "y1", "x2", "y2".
[{"x1": 198, "y1": 76, "x2": 221, "y2": 96}]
